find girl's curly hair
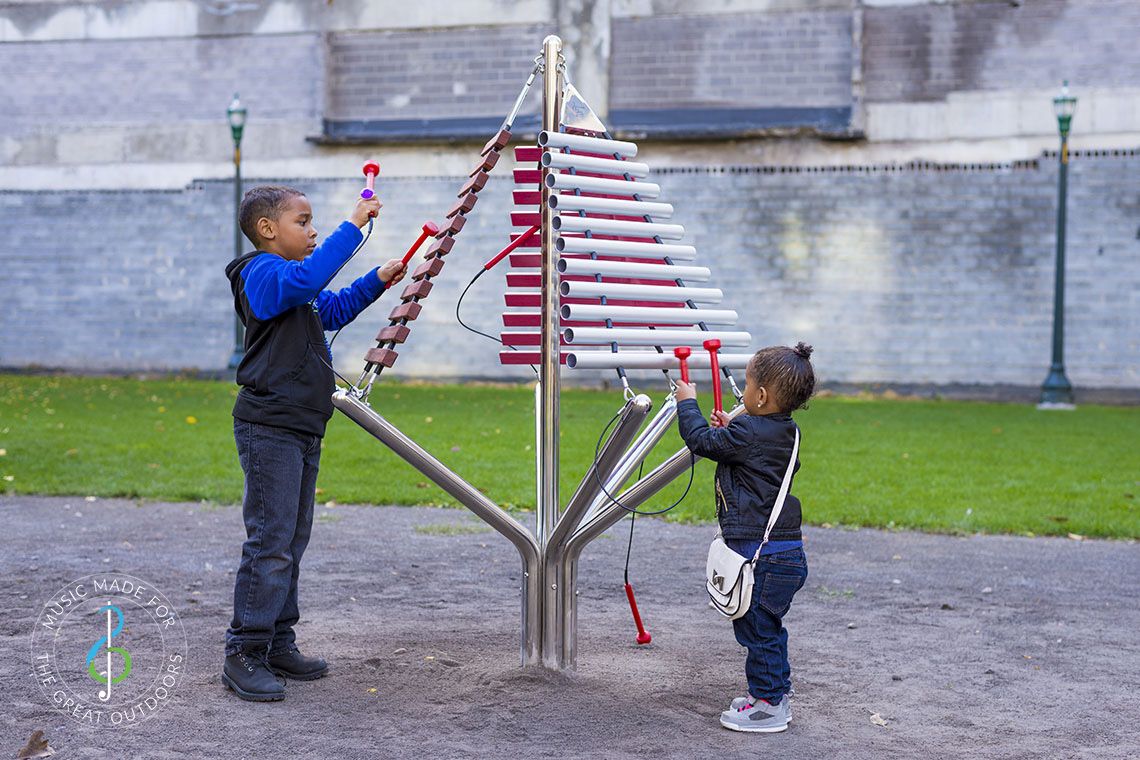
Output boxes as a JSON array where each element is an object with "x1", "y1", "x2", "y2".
[{"x1": 747, "y1": 342, "x2": 816, "y2": 412}]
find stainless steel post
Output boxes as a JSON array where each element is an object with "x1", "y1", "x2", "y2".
[
  {"x1": 538, "y1": 35, "x2": 563, "y2": 553},
  {"x1": 541, "y1": 394, "x2": 652, "y2": 667},
  {"x1": 331, "y1": 390, "x2": 544, "y2": 665}
]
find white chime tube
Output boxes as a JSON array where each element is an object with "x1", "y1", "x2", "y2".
[
  {"x1": 557, "y1": 257, "x2": 710, "y2": 282},
  {"x1": 553, "y1": 215, "x2": 685, "y2": 240},
  {"x1": 548, "y1": 194, "x2": 673, "y2": 219},
  {"x1": 556, "y1": 236, "x2": 696, "y2": 260},
  {"x1": 538, "y1": 130, "x2": 638, "y2": 158},
  {"x1": 562, "y1": 327, "x2": 752, "y2": 347},
  {"x1": 559, "y1": 280, "x2": 723, "y2": 304},
  {"x1": 541, "y1": 151, "x2": 651, "y2": 178},
  {"x1": 566, "y1": 351, "x2": 754, "y2": 370},
  {"x1": 546, "y1": 172, "x2": 660, "y2": 199},
  {"x1": 560, "y1": 303, "x2": 738, "y2": 325}
]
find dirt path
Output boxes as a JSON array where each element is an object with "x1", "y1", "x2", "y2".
[{"x1": 2, "y1": 496, "x2": 1137, "y2": 759}]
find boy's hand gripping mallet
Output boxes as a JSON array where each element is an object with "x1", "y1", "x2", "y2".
[
  {"x1": 673, "y1": 346, "x2": 692, "y2": 384},
  {"x1": 624, "y1": 582, "x2": 652, "y2": 645},
  {"x1": 703, "y1": 338, "x2": 723, "y2": 413},
  {"x1": 361, "y1": 161, "x2": 380, "y2": 216},
  {"x1": 401, "y1": 222, "x2": 440, "y2": 265}
]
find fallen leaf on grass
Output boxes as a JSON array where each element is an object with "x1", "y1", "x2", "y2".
[
  {"x1": 870, "y1": 713, "x2": 888, "y2": 727},
  {"x1": 185, "y1": 416, "x2": 198, "y2": 425}
]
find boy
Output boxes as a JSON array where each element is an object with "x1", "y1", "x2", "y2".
[
  {"x1": 675, "y1": 343, "x2": 815, "y2": 732},
  {"x1": 221, "y1": 185, "x2": 406, "y2": 702}
]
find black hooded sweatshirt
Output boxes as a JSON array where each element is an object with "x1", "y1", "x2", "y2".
[{"x1": 224, "y1": 221, "x2": 384, "y2": 437}]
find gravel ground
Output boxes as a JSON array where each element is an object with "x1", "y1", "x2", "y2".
[{"x1": 2, "y1": 495, "x2": 1138, "y2": 759}]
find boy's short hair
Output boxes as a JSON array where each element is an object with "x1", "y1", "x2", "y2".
[
  {"x1": 238, "y1": 185, "x2": 306, "y2": 248},
  {"x1": 747, "y1": 343, "x2": 816, "y2": 412}
]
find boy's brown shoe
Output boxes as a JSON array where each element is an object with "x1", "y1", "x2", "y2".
[
  {"x1": 222, "y1": 651, "x2": 286, "y2": 702},
  {"x1": 267, "y1": 647, "x2": 329, "y2": 681}
]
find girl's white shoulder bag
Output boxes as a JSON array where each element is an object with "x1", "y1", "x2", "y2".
[{"x1": 705, "y1": 426, "x2": 800, "y2": 620}]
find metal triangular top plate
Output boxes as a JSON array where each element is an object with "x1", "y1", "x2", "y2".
[{"x1": 560, "y1": 83, "x2": 608, "y2": 134}]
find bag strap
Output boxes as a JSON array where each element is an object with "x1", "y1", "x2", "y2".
[{"x1": 751, "y1": 425, "x2": 800, "y2": 563}]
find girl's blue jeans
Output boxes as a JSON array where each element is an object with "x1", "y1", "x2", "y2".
[
  {"x1": 731, "y1": 547, "x2": 809, "y2": 702},
  {"x1": 224, "y1": 418, "x2": 321, "y2": 658}
]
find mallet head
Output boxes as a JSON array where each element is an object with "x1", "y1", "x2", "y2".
[{"x1": 361, "y1": 161, "x2": 380, "y2": 200}]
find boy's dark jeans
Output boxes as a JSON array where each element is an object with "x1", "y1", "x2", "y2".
[
  {"x1": 225, "y1": 418, "x2": 321, "y2": 658},
  {"x1": 732, "y1": 547, "x2": 808, "y2": 702}
]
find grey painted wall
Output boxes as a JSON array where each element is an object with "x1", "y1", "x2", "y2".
[{"x1": 2, "y1": 152, "x2": 1136, "y2": 390}]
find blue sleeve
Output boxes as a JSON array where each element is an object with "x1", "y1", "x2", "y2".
[
  {"x1": 676, "y1": 398, "x2": 753, "y2": 464},
  {"x1": 241, "y1": 221, "x2": 364, "y2": 320},
  {"x1": 314, "y1": 268, "x2": 387, "y2": 331}
]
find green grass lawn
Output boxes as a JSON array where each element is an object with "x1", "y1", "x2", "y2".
[{"x1": 0, "y1": 374, "x2": 1136, "y2": 538}]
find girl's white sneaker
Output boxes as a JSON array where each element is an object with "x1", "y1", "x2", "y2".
[{"x1": 720, "y1": 695, "x2": 790, "y2": 733}]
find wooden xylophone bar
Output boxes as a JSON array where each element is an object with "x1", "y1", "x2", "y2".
[{"x1": 356, "y1": 126, "x2": 512, "y2": 395}]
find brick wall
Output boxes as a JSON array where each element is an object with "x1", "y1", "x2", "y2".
[
  {"x1": 2, "y1": 154, "x2": 1136, "y2": 390},
  {"x1": 610, "y1": 9, "x2": 853, "y2": 110},
  {"x1": 324, "y1": 24, "x2": 552, "y2": 124},
  {"x1": 864, "y1": 0, "x2": 1140, "y2": 103},
  {"x1": 0, "y1": 33, "x2": 321, "y2": 137}
]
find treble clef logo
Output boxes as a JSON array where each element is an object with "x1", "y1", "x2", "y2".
[{"x1": 85, "y1": 603, "x2": 132, "y2": 702}]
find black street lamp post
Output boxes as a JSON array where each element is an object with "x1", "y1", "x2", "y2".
[
  {"x1": 227, "y1": 93, "x2": 248, "y2": 372},
  {"x1": 1039, "y1": 81, "x2": 1077, "y2": 408}
]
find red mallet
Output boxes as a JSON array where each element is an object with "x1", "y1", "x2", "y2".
[
  {"x1": 401, "y1": 222, "x2": 440, "y2": 265},
  {"x1": 703, "y1": 338, "x2": 723, "y2": 413},
  {"x1": 483, "y1": 223, "x2": 540, "y2": 271},
  {"x1": 673, "y1": 346, "x2": 691, "y2": 384},
  {"x1": 360, "y1": 161, "x2": 380, "y2": 212},
  {"x1": 624, "y1": 582, "x2": 652, "y2": 645}
]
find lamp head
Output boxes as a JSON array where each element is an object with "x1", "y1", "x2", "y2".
[
  {"x1": 227, "y1": 92, "x2": 247, "y2": 143},
  {"x1": 1053, "y1": 80, "x2": 1077, "y2": 136}
]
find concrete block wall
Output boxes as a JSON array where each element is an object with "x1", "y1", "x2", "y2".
[
  {"x1": 2, "y1": 152, "x2": 1135, "y2": 390},
  {"x1": 0, "y1": 184, "x2": 231, "y2": 370}
]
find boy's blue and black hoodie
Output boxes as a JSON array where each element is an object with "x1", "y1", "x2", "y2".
[{"x1": 225, "y1": 221, "x2": 386, "y2": 437}]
